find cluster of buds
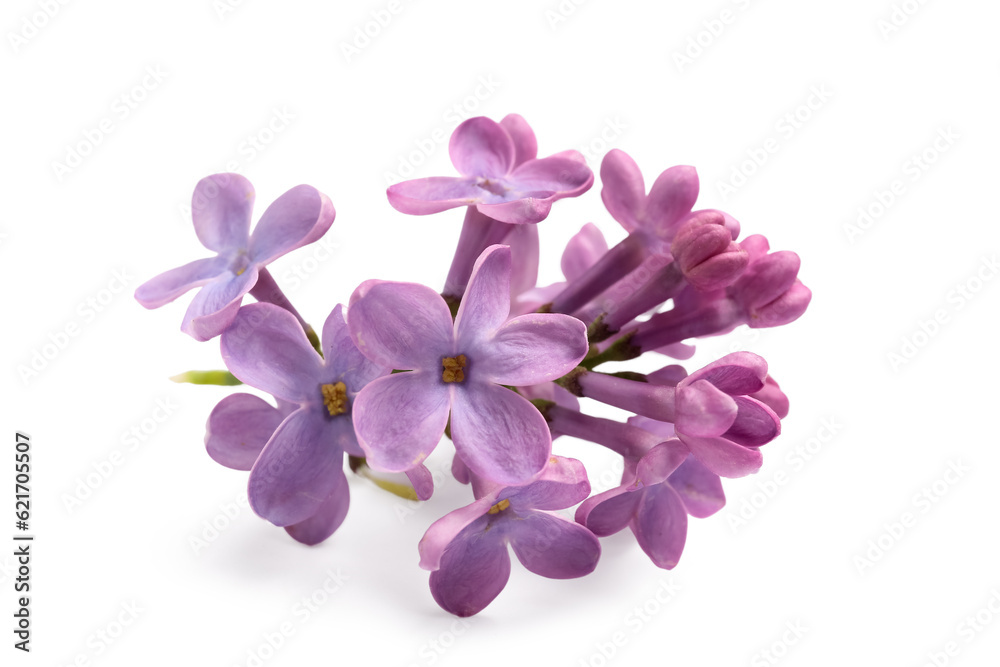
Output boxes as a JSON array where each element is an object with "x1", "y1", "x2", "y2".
[{"x1": 136, "y1": 114, "x2": 810, "y2": 617}]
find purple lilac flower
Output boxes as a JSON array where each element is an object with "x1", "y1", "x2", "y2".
[
  {"x1": 219, "y1": 302, "x2": 389, "y2": 539},
  {"x1": 387, "y1": 116, "x2": 593, "y2": 225},
  {"x1": 418, "y1": 456, "x2": 599, "y2": 616},
  {"x1": 135, "y1": 173, "x2": 335, "y2": 341},
  {"x1": 348, "y1": 245, "x2": 589, "y2": 485}
]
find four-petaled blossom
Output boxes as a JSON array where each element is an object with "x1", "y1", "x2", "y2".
[
  {"x1": 135, "y1": 173, "x2": 334, "y2": 341},
  {"x1": 386, "y1": 116, "x2": 594, "y2": 225},
  {"x1": 419, "y1": 456, "x2": 600, "y2": 616},
  {"x1": 348, "y1": 244, "x2": 589, "y2": 485},
  {"x1": 219, "y1": 302, "x2": 389, "y2": 543}
]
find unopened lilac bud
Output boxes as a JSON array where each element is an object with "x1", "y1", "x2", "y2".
[
  {"x1": 671, "y1": 212, "x2": 748, "y2": 290},
  {"x1": 749, "y1": 280, "x2": 812, "y2": 328}
]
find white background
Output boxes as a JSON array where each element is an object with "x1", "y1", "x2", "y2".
[{"x1": 3, "y1": 0, "x2": 999, "y2": 665}]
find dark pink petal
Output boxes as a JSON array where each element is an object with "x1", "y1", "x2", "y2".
[
  {"x1": 405, "y1": 464, "x2": 434, "y2": 501},
  {"x1": 472, "y1": 314, "x2": 588, "y2": 386},
  {"x1": 351, "y1": 372, "x2": 450, "y2": 472},
  {"x1": 504, "y1": 456, "x2": 591, "y2": 511},
  {"x1": 451, "y1": 382, "x2": 551, "y2": 485},
  {"x1": 452, "y1": 452, "x2": 472, "y2": 485},
  {"x1": 284, "y1": 466, "x2": 350, "y2": 545},
  {"x1": 750, "y1": 375, "x2": 789, "y2": 419},
  {"x1": 476, "y1": 197, "x2": 553, "y2": 225},
  {"x1": 248, "y1": 408, "x2": 345, "y2": 526},
  {"x1": 504, "y1": 223, "x2": 539, "y2": 300},
  {"x1": 675, "y1": 380, "x2": 738, "y2": 437},
  {"x1": 449, "y1": 116, "x2": 515, "y2": 177},
  {"x1": 386, "y1": 177, "x2": 484, "y2": 216},
  {"x1": 205, "y1": 393, "x2": 284, "y2": 471},
  {"x1": 679, "y1": 433, "x2": 763, "y2": 478},
  {"x1": 683, "y1": 352, "x2": 768, "y2": 395},
  {"x1": 576, "y1": 485, "x2": 637, "y2": 536},
  {"x1": 631, "y1": 483, "x2": 688, "y2": 569},
  {"x1": 348, "y1": 280, "x2": 454, "y2": 370},
  {"x1": 321, "y1": 304, "x2": 388, "y2": 389},
  {"x1": 668, "y1": 456, "x2": 725, "y2": 518},
  {"x1": 181, "y1": 267, "x2": 259, "y2": 342},
  {"x1": 220, "y1": 303, "x2": 322, "y2": 402},
  {"x1": 249, "y1": 185, "x2": 335, "y2": 265},
  {"x1": 508, "y1": 511, "x2": 600, "y2": 579},
  {"x1": 733, "y1": 251, "x2": 801, "y2": 309},
  {"x1": 191, "y1": 173, "x2": 254, "y2": 253},
  {"x1": 134, "y1": 256, "x2": 226, "y2": 309},
  {"x1": 723, "y1": 397, "x2": 781, "y2": 447},
  {"x1": 499, "y1": 114, "x2": 538, "y2": 167},
  {"x1": 750, "y1": 280, "x2": 811, "y2": 328},
  {"x1": 600, "y1": 149, "x2": 645, "y2": 233},
  {"x1": 561, "y1": 223, "x2": 609, "y2": 282},
  {"x1": 645, "y1": 165, "x2": 699, "y2": 239},
  {"x1": 418, "y1": 496, "x2": 496, "y2": 571},
  {"x1": 455, "y1": 245, "x2": 511, "y2": 346},
  {"x1": 429, "y1": 519, "x2": 510, "y2": 617}
]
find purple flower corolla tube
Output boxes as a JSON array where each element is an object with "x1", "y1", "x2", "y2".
[
  {"x1": 418, "y1": 456, "x2": 600, "y2": 617},
  {"x1": 513, "y1": 222, "x2": 609, "y2": 317},
  {"x1": 348, "y1": 245, "x2": 589, "y2": 485},
  {"x1": 387, "y1": 115, "x2": 593, "y2": 226},
  {"x1": 135, "y1": 173, "x2": 334, "y2": 341},
  {"x1": 219, "y1": 302, "x2": 389, "y2": 540}
]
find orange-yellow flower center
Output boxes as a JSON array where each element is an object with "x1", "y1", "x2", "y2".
[
  {"x1": 442, "y1": 354, "x2": 467, "y2": 383},
  {"x1": 487, "y1": 498, "x2": 510, "y2": 515},
  {"x1": 321, "y1": 382, "x2": 349, "y2": 416}
]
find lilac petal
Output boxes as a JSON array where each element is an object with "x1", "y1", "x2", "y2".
[
  {"x1": 600, "y1": 149, "x2": 646, "y2": 233},
  {"x1": 504, "y1": 456, "x2": 591, "y2": 511},
  {"x1": 220, "y1": 303, "x2": 322, "y2": 402},
  {"x1": 472, "y1": 314, "x2": 588, "y2": 386},
  {"x1": 632, "y1": 483, "x2": 688, "y2": 569},
  {"x1": 134, "y1": 256, "x2": 226, "y2": 309},
  {"x1": 751, "y1": 280, "x2": 811, "y2": 327},
  {"x1": 751, "y1": 375, "x2": 789, "y2": 419},
  {"x1": 455, "y1": 245, "x2": 511, "y2": 347},
  {"x1": 248, "y1": 408, "x2": 345, "y2": 526},
  {"x1": 419, "y1": 496, "x2": 496, "y2": 571},
  {"x1": 352, "y1": 372, "x2": 451, "y2": 472},
  {"x1": 646, "y1": 365, "x2": 688, "y2": 387},
  {"x1": 733, "y1": 251, "x2": 801, "y2": 309},
  {"x1": 451, "y1": 382, "x2": 551, "y2": 484},
  {"x1": 504, "y1": 223, "x2": 539, "y2": 300},
  {"x1": 450, "y1": 116, "x2": 515, "y2": 177},
  {"x1": 668, "y1": 456, "x2": 725, "y2": 518},
  {"x1": 181, "y1": 266, "x2": 259, "y2": 342},
  {"x1": 628, "y1": 415, "x2": 676, "y2": 440},
  {"x1": 680, "y1": 433, "x2": 763, "y2": 478},
  {"x1": 249, "y1": 185, "x2": 335, "y2": 265},
  {"x1": 499, "y1": 114, "x2": 538, "y2": 167},
  {"x1": 284, "y1": 466, "x2": 350, "y2": 545},
  {"x1": 645, "y1": 165, "x2": 699, "y2": 239},
  {"x1": 635, "y1": 442, "x2": 687, "y2": 486},
  {"x1": 508, "y1": 511, "x2": 600, "y2": 579},
  {"x1": 516, "y1": 382, "x2": 580, "y2": 439},
  {"x1": 348, "y1": 280, "x2": 454, "y2": 370},
  {"x1": 684, "y1": 352, "x2": 768, "y2": 395},
  {"x1": 723, "y1": 397, "x2": 781, "y2": 447},
  {"x1": 191, "y1": 173, "x2": 254, "y2": 253},
  {"x1": 576, "y1": 485, "x2": 637, "y2": 536},
  {"x1": 675, "y1": 380, "x2": 739, "y2": 437},
  {"x1": 205, "y1": 393, "x2": 285, "y2": 471},
  {"x1": 508, "y1": 156, "x2": 594, "y2": 199},
  {"x1": 476, "y1": 197, "x2": 553, "y2": 226},
  {"x1": 406, "y1": 464, "x2": 435, "y2": 501},
  {"x1": 321, "y1": 304, "x2": 388, "y2": 389},
  {"x1": 561, "y1": 223, "x2": 609, "y2": 282},
  {"x1": 386, "y1": 177, "x2": 486, "y2": 216},
  {"x1": 429, "y1": 518, "x2": 510, "y2": 617},
  {"x1": 452, "y1": 453, "x2": 472, "y2": 485}
]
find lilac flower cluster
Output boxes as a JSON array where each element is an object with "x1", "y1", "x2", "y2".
[{"x1": 137, "y1": 114, "x2": 810, "y2": 617}]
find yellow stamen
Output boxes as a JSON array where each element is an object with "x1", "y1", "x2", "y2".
[
  {"x1": 321, "y1": 381, "x2": 349, "y2": 416},
  {"x1": 235, "y1": 267, "x2": 245, "y2": 276},
  {"x1": 487, "y1": 498, "x2": 510, "y2": 515},
  {"x1": 442, "y1": 354, "x2": 467, "y2": 383}
]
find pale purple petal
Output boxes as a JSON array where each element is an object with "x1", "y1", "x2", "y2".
[
  {"x1": 499, "y1": 114, "x2": 537, "y2": 167},
  {"x1": 675, "y1": 380, "x2": 738, "y2": 437},
  {"x1": 418, "y1": 496, "x2": 496, "y2": 571},
  {"x1": 205, "y1": 393, "x2": 284, "y2": 471},
  {"x1": 284, "y1": 466, "x2": 350, "y2": 545},
  {"x1": 503, "y1": 456, "x2": 590, "y2": 511},
  {"x1": 508, "y1": 511, "x2": 600, "y2": 579},
  {"x1": 386, "y1": 177, "x2": 484, "y2": 216},
  {"x1": 220, "y1": 303, "x2": 322, "y2": 402},
  {"x1": 632, "y1": 483, "x2": 688, "y2": 569},
  {"x1": 732, "y1": 251, "x2": 801, "y2": 309},
  {"x1": 248, "y1": 408, "x2": 345, "y2": 526},
  {"x1": 635, "y1": 442, "x2": 687, "y2": 486},
  {"x1": 561, "y1": 223, "x2": 608, "y2": 282},
  {"x1": 249, "y1": 185, "x2": 335, "y2": 265},
  {"x1": 645, "y1": 165, "x2": 699, "y2": 238},
  {"x1": 628, "y1": 415, "x2": 676, "y2": 440},
  {"x1": 181, "y1": 266, "x2": 259, "y2": 342},
  {"x1": 668, "y1": 456, "x2": 725, "y2": 518},
  {"x1": 191, "y1": 173, "x2": 254, "y2": 253},
  {"x1": 450, "y1": 116, "x2": 515, "y2": 177},
  {"x1": 405, "y1": 464, "x2": 435, "y2": 501},
  {"x1": 750, "y1": 375, "x2": 789, "y2": 419},
  {"x1": 454, "y1": 245, "x2": 511, "y2": 347},
  {"x1": 348, "y1": 280, "x2": 454, "y2": 370},
  {"x1": 134, "y1": 256, "x2": 226, "y2": 309},
  {"x1": 683, "y1": 352, "x2": 768, "y2": 395},
  {"x1": 450, "y1": 382, "x2": 551, "y2": 484},
  {"x1": 352, "y1": 372, "x2": 451, "y2": 472},
  {"x1": 504, "y1": 223, "x2": 539, "y2": 300},
  {"x1": 472, "y1": 314, "x2": 587, "y2": 386},
  {"x1": 507, "y1": 156, "x2": 594, "y2": 200},
  {"x1": 321, "y1": 304, "x2": 388, "y2": 389},
  {"x1": 600, "y1": 149, "x2": 645, "y2": 233},
  {"x1": 679, "y1": 434, "x2": 763, "y2": 478},
  {"x1": 476, "y1": 197, "x2": 554, "y2": 225},
  {"x1": 723, "y1": 397, "x2": 781, "y2": 447},
  {"x1": 576, "y1": 485, "x2": 636, "y2": 536},
  {"x1": 429, "y1": 518, "x2": 510, "y2": 617}
]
